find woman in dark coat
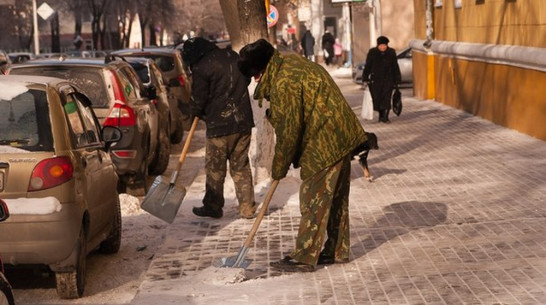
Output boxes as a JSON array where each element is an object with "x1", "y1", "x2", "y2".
[
  {"x1": 363, "y1": 36, "x2": 401, "y2": 123},
  {"x1": 301, "y1": 30, "x2": 315, "y2": 60}
]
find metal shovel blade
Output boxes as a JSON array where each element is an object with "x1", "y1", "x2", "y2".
[
  {"x1": 141, "y1": 175, "x2": 186, "y2": 224},
  {"x1": 213, "y1": 246, "x2": 251, "y2": 269}
]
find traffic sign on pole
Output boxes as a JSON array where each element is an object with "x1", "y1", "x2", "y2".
[
  {"x1": 37, "y1": 2, "x2": 54, "y2": 20},
  {"x1": 267, "y1": 5, "x2": 278, "y2": 28}
]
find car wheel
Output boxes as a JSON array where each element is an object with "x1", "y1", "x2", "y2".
[
  {"x1": 0, "y1": 272, "x2": 14, "y2": 305},
  {"x1": 117, "y1": 178, "x2": 128, "y2": 194},
  {"x1": 99, "y1": 196, "x2": 122, "y2": 254},
  {"x1": 55, "y1": 226, "x2": 87, "y2": 299},
  {"x1": 149, "y1": 127, "x2": 171, "y2": 175}
]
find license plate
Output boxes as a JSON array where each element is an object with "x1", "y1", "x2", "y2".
[{"x1": 0, "y1": 172, "x2": 3, "y2": 192}]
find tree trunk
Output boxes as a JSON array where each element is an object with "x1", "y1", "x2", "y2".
[
  {"x1": 139, "y1": 13, "x2": 148, "y2": 48},
  {"x1": 219, "y1": 0, "x2": 275, "y2": 183},
  {"x1": 220, "y1": 0, "x2": 268, "y2": 51},
  {"x1": 74, "y1": 0, "x2": 83, "y2": 49},
  {"x1": 149, "y1": 23, "x2": 157, "y2": 46},
  {"x1": 219, "y1": 1, "x2": 241, "y2": 50},
  {"x1": 50, "y1": 12, "x2": 60, "y2": 53}
]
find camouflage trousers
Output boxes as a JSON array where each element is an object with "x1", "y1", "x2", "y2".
[
  {"x1": 203, "y1": 132, "x2": 255, "y2": 216},
  {"x1": 290, "y1": 154, "x2": 352, "y2": 266}
]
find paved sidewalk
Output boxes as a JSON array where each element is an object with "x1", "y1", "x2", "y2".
[{"x1": 131, "y1": 76, "x2": 546, "y2": 304}]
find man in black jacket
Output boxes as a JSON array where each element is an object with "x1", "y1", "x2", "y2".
[
  {"x1": 182, "y1": 38, "x2": 256, "y2": 219},
  {"x1": 363, "y1": 36, "x2": 401, "y2": 123}
]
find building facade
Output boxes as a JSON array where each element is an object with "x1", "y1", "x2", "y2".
[{"x1": 412, "y1": 0, "x2": 546, "y2": 141}]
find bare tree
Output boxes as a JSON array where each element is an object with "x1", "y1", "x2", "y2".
[
  {"x1": 0, "y1": 2, "x2": 34, "y2": 50},
  {"x1": 87, "y1": 0, "x2": 110, "y2": 50}
]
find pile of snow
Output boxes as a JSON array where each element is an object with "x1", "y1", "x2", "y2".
[{"x1": 119, "y1": 193, "x2": 144, "y2": 216}]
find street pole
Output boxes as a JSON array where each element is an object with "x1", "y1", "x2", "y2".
[
  {"x1": 368, "y1": 0, "x2": 382, "y2": 47},
  {"x1": 342, "y1": 2, "x2": 352, "y2": 67},
  {"x1": 32, "y1": 0, "x2": 40, "y2": 54}
]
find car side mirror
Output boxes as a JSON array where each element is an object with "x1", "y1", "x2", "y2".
[
  {"x1": 0, "y1": 198, "x2": 9, "y2": 222},
  {"x1": 102, "y1": 126, "x2": 122, "y2": 151},
  {"x1": 146, "y1": 85, "x2": 157, "y2": 100}
]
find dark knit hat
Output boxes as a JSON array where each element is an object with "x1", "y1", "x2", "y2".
[
  {"x1": 238, "y1": 39, "x2": 275, "y2": 78},
  {"x1": 376, "y1": 36, "x2": 390, "y2": 45},
  {"x1": 182, "y1": 37, "x2": 218, "y2": 66}
]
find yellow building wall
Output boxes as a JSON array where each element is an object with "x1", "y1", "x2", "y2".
[
  {"x1": 412, "y1": 0, "x2": 546, "y2": 141},
  {"x1": 433, "y1": 56, "x2": 546, "y2": 140},
  {"x1": 433, "y1": 0, "x2": 546, "y2": 48}
]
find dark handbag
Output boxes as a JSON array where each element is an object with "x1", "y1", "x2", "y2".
[{"x1": 392, "y1": 87, "x2": 402, "y2": 116}]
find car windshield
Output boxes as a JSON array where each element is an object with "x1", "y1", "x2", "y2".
[
  {"x1": 12, "y1": 67, "x2": 110, "y2": 108},
  {"x1": 0, "y1": 88, "x2": 53, "y2": 152}
]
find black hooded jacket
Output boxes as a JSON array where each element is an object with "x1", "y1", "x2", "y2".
[{"x1": 184, "y1": 39, "x2": 255, "y2": 138}]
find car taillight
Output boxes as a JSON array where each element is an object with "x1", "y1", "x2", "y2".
[
  {"x1": 178, "y1": 75, "x2": 186, "y2": 87},
  {"x1": 28, "y1": 157, "x2": 73, "y2": 191},
  {"x1": 104, "y1": 102, "x2": 136, "y2": 127},
  {"x1": 111, "y1": 150, "x2": 137, "y2": 159}
]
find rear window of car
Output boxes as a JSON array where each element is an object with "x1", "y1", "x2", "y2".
[
  {"x1": 129, "y1": 62, "x2": 151, "y2": 84},
  {"x1": 11, "y1": 67, "x2": 110, "y2": 108},
  {"x1": 0, "y1": 88, "x2": 53, "y2": 152},
  {"x1": 140, "y1": 55, "x2": 175, "y2": 73}
]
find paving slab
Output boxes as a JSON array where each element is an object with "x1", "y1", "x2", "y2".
[{"x1": 132, "y1": 76, "x2": 546, "y2": 305}]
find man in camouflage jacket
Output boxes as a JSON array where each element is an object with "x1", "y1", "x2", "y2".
[{"x1": 238, "y1": 39, "x2": 367, "y2": 272}]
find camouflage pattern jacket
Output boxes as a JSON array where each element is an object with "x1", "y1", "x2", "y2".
[{"x1": 254, "y1": 50, "x2": 367, "y2": 180}]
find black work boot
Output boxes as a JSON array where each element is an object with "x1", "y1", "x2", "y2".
[
  {"x1": 192, "y1": 206, "x2": 223, "y2": 219},
  {"x1": 383, "y1": 109, "x2": 391, "y2": 123}
]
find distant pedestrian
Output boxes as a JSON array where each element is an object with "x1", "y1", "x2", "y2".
[
  {"x1": 301, "y1": 30, "x2": 315, "y2": 61},
  {"x1": 333, "y1": 38, "x2": 343, "y2": 66},
  {"x1": 363, "y1": 36, "x2": 401, "y2": 123},
  {"x1": 288, "y1": 34, "x2": 301, "y2": 54},
  {"x1": 182, "y1": 37, "x2": 256, "y2": 219},
  {"x1": 321, "y1": 31, "x2": 335, "y2": 65},
  {"x1": 238, "y1": 39, "x2": 368, "y2": 272}
]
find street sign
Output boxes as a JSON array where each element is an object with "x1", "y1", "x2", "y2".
[
  {"x1": 267, "y1": 5, "x2": 278, "y2": 28},
  {"x1": 37, "y1": 2, "x2": 54, "y2": 20}
]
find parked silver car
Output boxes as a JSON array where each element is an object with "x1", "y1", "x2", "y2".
[
  {"x1": 352, "y1": 47, "x2": 413, "y2": 86},
  {"x1": 10, "y1": 57, "x2": 163, "y2": 192},
  {"x1": 0, "y1": 75, "x2": 123, "y2": 299}
]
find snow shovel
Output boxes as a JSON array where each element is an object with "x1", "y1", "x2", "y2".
[
  {"x1": 141, "y1": 117, "x2": 199, "y2": 224},
  {"x1": 215, "y1": 179, "x2": 280, "y2": 268}
]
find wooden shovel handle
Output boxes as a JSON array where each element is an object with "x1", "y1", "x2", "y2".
[
  {"x1": 243, "y1": 180, "x2": 280, "y2": 248},
  {"x1": 175, "y1": 116, "x2": 199, "y2": 173}
]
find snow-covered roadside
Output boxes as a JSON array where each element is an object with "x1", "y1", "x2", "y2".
[{"x1": 11, "y1": 192, "x2": 168, "y2": 305}]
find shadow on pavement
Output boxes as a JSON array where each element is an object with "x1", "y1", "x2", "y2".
[{"x1": 351, "y1": 201, "x2": 448, "y2": 260}]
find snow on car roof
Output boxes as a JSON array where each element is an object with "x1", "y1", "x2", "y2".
[{"x1": 0, "y1": 80, "x2": 29, "y2": 101}]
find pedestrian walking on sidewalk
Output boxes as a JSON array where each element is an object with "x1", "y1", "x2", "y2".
[
  {"x1": 182, "y1": 37, "x2": 256, "y2": 219},
  {"x1": 238, "y1": 39, "x2": 368, "y2": 272},
  {"x1": 301, "y1": 29, "x2": 315, "y2": 61},
  {"x1": 363, "y1": 36, "x2": 401, "y2": 123},
  {"x1": 321, "y1": 31, "x2": 335, "y2": 66}
]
